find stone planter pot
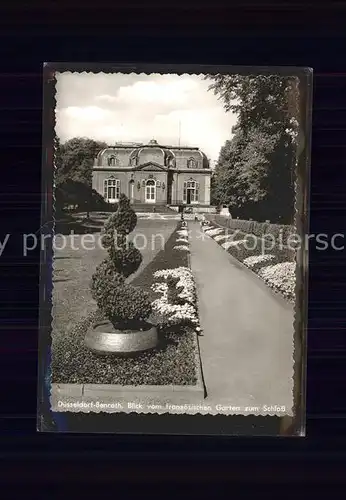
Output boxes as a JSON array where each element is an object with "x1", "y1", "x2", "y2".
[{"x1": 85, "y1": 319, "x2": 158, "y2": 356}]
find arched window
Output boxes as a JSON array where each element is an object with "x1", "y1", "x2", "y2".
[
  {"x1": 129, "y1": 179, "x2": 135, "y2": 201},
  {"x1": 183, "y1": 180, "x2": 199, "y2": 204},
  {"x1": 187, "y1": 157, "x2": 197, "y2": 168},
  {"x1": 108, "y1": 155, "x2": 117, "y2": 166},
  {"x1": 167, "y1": 156, "x2": 175, "y2": 168},
  {"x1": 129, "y1": 154, "x2": 138, "y2": 166},
  {"x1": 145, "y1": 179, "x2": 156, "y2": 203},
  {"x1": 104, "y1": 178, "x2": 120, "y2": 203}
]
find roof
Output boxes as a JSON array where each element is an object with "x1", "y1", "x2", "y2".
[{"x1": 96, "y1": 139, "x2": 204, "y2": 158}]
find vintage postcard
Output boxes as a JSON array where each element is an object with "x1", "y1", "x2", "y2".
[{"x1": 37, "y1": 63, "x2": 311, "y2": 435}]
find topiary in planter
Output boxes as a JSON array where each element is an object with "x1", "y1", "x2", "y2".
[
  {"x1": 86, "y1": 194, "x2": 156, "y2": 355},
  {"x1": 91, "y1": 258, "x2": 152, "y2": 326}
]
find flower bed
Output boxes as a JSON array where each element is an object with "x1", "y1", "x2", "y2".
[
  {"x1": 202, "y1": 223, "x2": 296, "y2": 302},
  {"x1": 52, "y1": 223, "x2": 200, "y2": 386},
  {"x1": 258, "y1": 262, "x2": 296, "y2": 302},
  {"x1": 243, "y1": 254, "x2": 277, "y2": 272},
  {"x1": 177, "y1": 229, "x2": 189, "y2": 239},
  {"x1": 151, "y1": 267, "x2": 199, "y2": 328},
  {"x1": 150, "y1": 223, "x2": 201, "y2": 332},
  {"x1": 173, "y1": 245, "x2": 190, "y2": 252},
  {"x1": 214, "y1": 233, "x2": 233, "y2": 242},
  {"x1": 204, "y1": 227, "x2": 224, "y2": 237}
]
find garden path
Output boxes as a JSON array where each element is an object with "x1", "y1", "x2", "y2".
[{"x1": 188, "y1": 221, "x2": 294, "y2": 414}]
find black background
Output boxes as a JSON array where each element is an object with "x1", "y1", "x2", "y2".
[{"x1": 1, "y1": 0, "x2": 346, "y2": 491}]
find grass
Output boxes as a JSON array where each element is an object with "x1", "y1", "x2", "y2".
[
  {"x1": 51, "y1": 222, "x2": 199, "y2": 386},
  {"x1": 52, "y1": 233, "x2": 106, "y2": 342}
]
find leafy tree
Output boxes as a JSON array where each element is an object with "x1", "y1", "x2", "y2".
[
  {"x1": 206, "y1": 74, "x2": 300, "y2": 223},
  {"x1": 55, "y1": 179, "x2": 109, "y2": 215},
  {"x1": 55, "y1": 137, "x2": 108, "y2": 217},
  {"x1": 56, "y1": 137, "x2": 107, "y2": 186}
]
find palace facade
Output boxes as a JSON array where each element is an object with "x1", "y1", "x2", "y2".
[{"x1": 92, "y1": 139, "x2": 212, "y2": 207}]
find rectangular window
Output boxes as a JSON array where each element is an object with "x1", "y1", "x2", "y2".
[
  {"x1": 104, "y1": 179, "x2": 120, "y2": 202},
  {"x1": 108, "y1": 185, "x2": 116, "y2": 199}
]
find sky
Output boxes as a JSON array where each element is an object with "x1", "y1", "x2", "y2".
[{"x1": 55, "y1": 72, "x2": 238, "y2": 165}]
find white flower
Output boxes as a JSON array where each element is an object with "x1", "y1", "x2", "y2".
[
  {"x1": 205, "y1": 228, "x2": 224, "y2": 237},
  {"x1": 243, "y1": 254, "x2": 276, "y2": 268},
  {"x1": 173, "y1": 245, "x2": 190, "y2": 252},
  {"x1": 151, "y1": 266, "x2": 200, "y2": 326},
  {"x1": 151, "y1": 282, "x2": 168, "y2": 294},
  {"x1": 177, "y1": 230, "x2": 189, "y2": 238},
  {"x1": 222, "y1": 239, "x2": 247, "y2": 250},
  {"x1": 214, "y1": 233, "x2": 234, "y2": 242},
  {"x1": 258, "y1": 262, "x2": 296, "y2": 298}
]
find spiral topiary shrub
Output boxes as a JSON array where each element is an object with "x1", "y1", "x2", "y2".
[{"x1": 91, "y1": 193, "x2": 152, "y2": 329}]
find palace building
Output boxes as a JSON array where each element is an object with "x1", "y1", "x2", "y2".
[{"x1": 92, "y1": 139, "x2": 212, "y2": 208}]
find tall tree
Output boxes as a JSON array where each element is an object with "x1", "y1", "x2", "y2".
[
  {"x1": 206, "y1": 74, "x2": 300, "y2": 223},
  {"x1": 56, "y1": 137, "x2": 107, "y2": 187},
  {"x1": 55, "y1": 137, "x2": 108, "y2": 217}
]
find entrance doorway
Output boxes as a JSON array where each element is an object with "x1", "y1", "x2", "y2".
[
  {"x1": 183, "y1": 180, "x2": 199, "y2": 204},
  {"x1": 145, "y1": 179, "x2": 156, "y2": 203}
]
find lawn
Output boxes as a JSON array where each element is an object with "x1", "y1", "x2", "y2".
[{"x1": 51, "y1": 217, "x2": 199, "y2": 386}]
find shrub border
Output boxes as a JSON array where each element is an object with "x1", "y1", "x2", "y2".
[{"x1": 202, "y1": 224, "x2": 296, "y2": 304}]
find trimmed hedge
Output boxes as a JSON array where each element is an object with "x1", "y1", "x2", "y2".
[
  {"x1": 226, "y1": 237, "x2": 295, "y2": 264},
  {"x1": 208, "y1": 215, "x2": 295, "y2": 246}
]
